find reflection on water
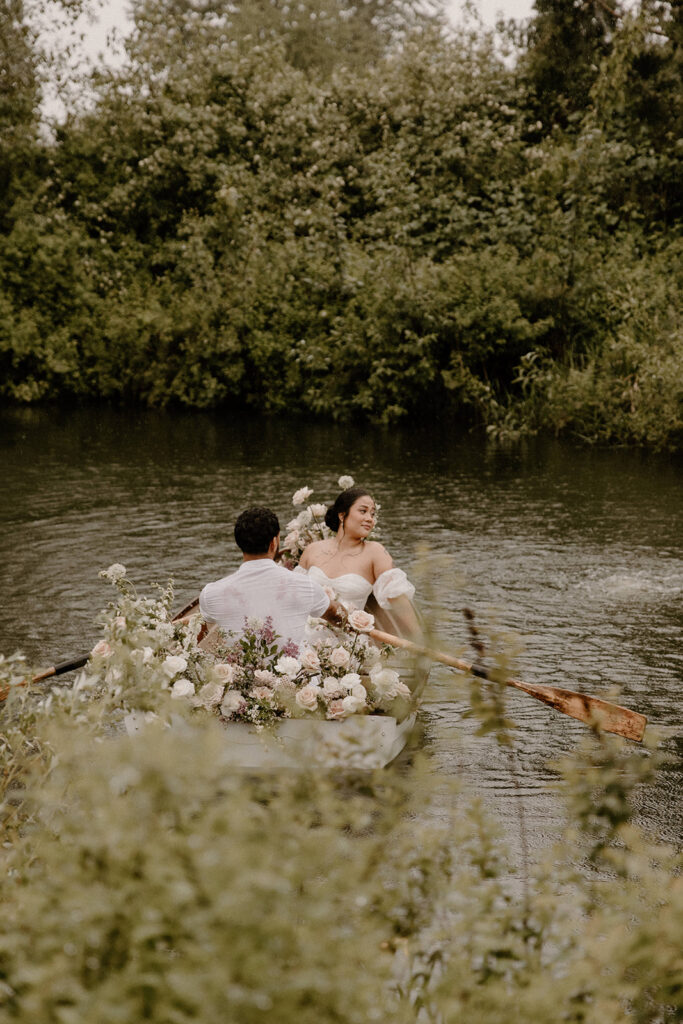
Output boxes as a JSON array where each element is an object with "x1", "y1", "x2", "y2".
[{"x1": 1, "y1": 406, "x2": 682, "y2": 848}]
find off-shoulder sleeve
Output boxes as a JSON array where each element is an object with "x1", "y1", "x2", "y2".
[
  {"x1": 372, "y1": 567, "x2": 415, "y2": 608},
  {"x1": 292, "y1": 565, "x2": 308, "y2": 576}
]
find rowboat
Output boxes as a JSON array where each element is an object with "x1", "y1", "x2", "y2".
[{"x1": 125, "y1": 594, "x2": 431, "y2": 770}]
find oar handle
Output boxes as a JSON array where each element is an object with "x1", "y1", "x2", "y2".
[{"x1": 368, "y1": 627, "x2": 647, "y2": 742}]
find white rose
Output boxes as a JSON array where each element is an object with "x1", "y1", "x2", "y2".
[
  {"x1": 348, "y1": 610, "x2": 375, "y2": 633},
  {"x1": 91, "y1": 640, "x2": 113, "y2": 658},
  {"x1": 171, "y1": 677, "x2": 195, "y2": 699},
  {"x1": 283, "y1": 530, "x2": 300, "y2": 550},
  {"x1": 338, "y1": 475, "x2": 354, "y2": 490},
  {"x1": 342, "y1": 692, "x2": 366, "y2": 715},
  {"x1": 296, "y1": 508, "x2": 313, "y2": 527},
  {"x1": 340, "y1": 672, "x2": 362, "y2": 692},
  {"x1": 214, "y1": 662, "x2": 238, "y2": 684},
  {"x1": 221, "y1": 690, "x2": 247, "y2": 716},
  {"x1": 370, "y1": 667, "x2": 402, "y2": 698},
  {"x1": 292, "y1": 486, "x2": 313, "y2": 506},
  {"x1": 300, "y1": 648, "x2": 321, "y2": 671},
  {"x1": 309, "y1": 503, "x2": 327, "y2": 517},
  {"x1": 275, "y1": 656, "x2": 301, "y2": 676},
  {"x1": 251, "y1": 686, "x2": 274, "y2": 703},
  {"x1": 163, "y1": 654, "x2": 188, "y2": 678},
  {"x1": 254, "y1": 669, "x2": 277, "y2": 686},
  {"x1": 329, "y1": 647, "x2": 351, "y2": 669},
  {"x1": 197, "y1": 681, "x2": 225, "y2": 708},
  {"x1": 323, "y1": 676, "x2": 343, "y2": 696},
  {"x1": 102, "y1": 563, "x2": 126, "y2": 582},
  {"x1": 393, "y1": 681, "x2": 412, "y2": 699},
  {"x1": 295, "y1": 684, "x2": 321, "y2": 711}
]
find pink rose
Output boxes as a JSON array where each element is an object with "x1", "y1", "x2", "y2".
[
  {"x1": 326, "y1": 699, "x2": 347, "y2": 720},
  {"x1": 329, "y1": 646, "x2": 351, "y2": 669},
  {"x1": 91, "y1": 640, "x2": 113, "y2": 658},
  {"x1": 295, "y1": 685, "x2": 321, "y2": 712},
  {"x1": 300, "y1": 648, "x2": 321, "y2": 671},
  {"x1": 348, "y1": 610, "x2": 375, "y2": 633}
]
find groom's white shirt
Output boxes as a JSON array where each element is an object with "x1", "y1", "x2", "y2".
[{"x1": 199, "y1": 559, "x2": 329, "y2": 648}]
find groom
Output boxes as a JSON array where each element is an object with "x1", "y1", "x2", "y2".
[{"x1": 199, "y1": 506, "x2": 347, "y2": 649}]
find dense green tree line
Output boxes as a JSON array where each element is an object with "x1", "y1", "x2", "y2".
[{"x1": 0, "y1": 0, "x2": 681, "y2": 448}]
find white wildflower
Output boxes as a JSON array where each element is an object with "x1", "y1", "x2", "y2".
[
  {"x1": 102, "y1": 563, "x2": 126, "y2": 582},
  {"x1": 338, "y1": 475, "x2": 354, "y2": 490}
]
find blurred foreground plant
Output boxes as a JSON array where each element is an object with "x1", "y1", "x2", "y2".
[{"x1": 0, "y1": 597, "x2": 681, "y2": 1023}]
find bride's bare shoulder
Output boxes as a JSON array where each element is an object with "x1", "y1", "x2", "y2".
[
  {"x1": 367, "y1": 541, "x2": 393, "y2": 573},
  {"x1": 299, "y1": 539, "x2": 329, "y2": 566}
]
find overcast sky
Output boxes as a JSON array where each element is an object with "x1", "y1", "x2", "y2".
[{"x1": 77, "y1": 0, "x2": 537, "y2": 65}]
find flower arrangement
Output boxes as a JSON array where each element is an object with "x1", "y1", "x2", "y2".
[
  {"x1": 201, "y1": 613, "x2": 413, "y2": 727},
  {"x1": 89, "y1": 557, "x2": 414, "y2": 730}
]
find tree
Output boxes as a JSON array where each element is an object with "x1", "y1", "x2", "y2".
[
  {"x1": 126, "y1": 0, "x2": 445, "y2": 78},
  {"x1": 521, "y1": 0, "x2": 622, "y2": 129}
]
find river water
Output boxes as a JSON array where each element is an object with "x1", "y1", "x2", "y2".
[{"x1": 1, "y1": 406, "x2": 681, "y2": 851}]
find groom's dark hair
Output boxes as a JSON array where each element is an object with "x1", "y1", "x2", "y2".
[{"x1": 234, "y1": 507, "x2": 280, "y2": 554}]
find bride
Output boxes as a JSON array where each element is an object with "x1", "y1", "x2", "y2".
[{"x1": 297, "y1": 485, "x2": 420, "y2": 636}]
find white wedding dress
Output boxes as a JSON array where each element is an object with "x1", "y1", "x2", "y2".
[{"x1": 295, "y1": 565, "x2": 415, "y2": 611}]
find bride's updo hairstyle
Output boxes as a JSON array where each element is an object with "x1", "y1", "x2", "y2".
[{"x1": 324, "y1": 486, "x2": 372, "y2": 533}]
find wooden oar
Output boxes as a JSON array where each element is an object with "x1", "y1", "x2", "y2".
[
  {"x1": 368, "y1": 627, "x2": 647, "y2": 742},
  {"x1": 0, "y1": 654, "x2": 91, "y2": 702}
]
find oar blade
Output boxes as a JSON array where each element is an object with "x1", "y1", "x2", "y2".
[{"x1": 508, "y1": 679, "x2": 647, "y2": 742}]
